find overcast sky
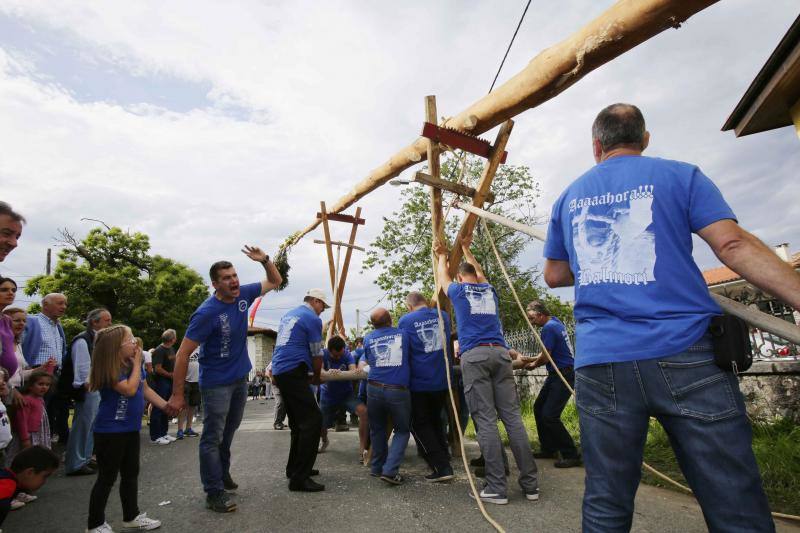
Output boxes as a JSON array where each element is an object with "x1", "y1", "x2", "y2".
[{"x1": 1, "y1": 1, "x2": 798, "y2": 332}]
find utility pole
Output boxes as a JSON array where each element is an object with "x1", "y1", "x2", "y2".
[
  {"x1": 46, "y1": 248, "x2": 52, "y2": 275},
  {"x1": 356, "y1": 308, "x2": 360, "y2": 338}
]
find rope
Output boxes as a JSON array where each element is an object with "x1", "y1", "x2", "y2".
[
  {"x1": 489, "y1": 0, "x2": 533, "y2": 93},
  {"x1": 478, "y1": 218, "x2": 800, "y2": 523}
]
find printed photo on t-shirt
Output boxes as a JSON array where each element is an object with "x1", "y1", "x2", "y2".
[
  {"x1": 275, "y1": 315, "x2": 300, "y2": 347},
  {"x1": 570, "y1": 185, "x2": 656, "y2": 287},
  {"x1": 414, "y1": 318, "x2": 442, "y2": 353},
  {"x1": 371, "y1": 334, "x2": 403, "y2": 367},
  {"x1": 464, "y1": 285, "x2": 496, "y2": 315}
]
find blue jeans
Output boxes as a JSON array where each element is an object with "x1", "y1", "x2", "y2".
[
  {"x1": 321, "y1": 395, "x2": 364, "y2": 429},
  {"x1": 65, "y1": 390, "x2": 100, "y2": 473},
  {"x1": 576, "y1": 343, "x2": 774, "y2": 533},
  {"x1": 199, "y1": 377, "x2": 248, "y2": 495},
  {"x1": 149, "y1": 379, "x2": 172, "y2": 441},
  {"x1": 367, "y1": 384, "x2": 411, "y2": 477}
]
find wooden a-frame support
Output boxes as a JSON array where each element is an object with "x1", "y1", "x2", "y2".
[{"x1": 317, "y1": 202, "x2": 365, "y2": 341}]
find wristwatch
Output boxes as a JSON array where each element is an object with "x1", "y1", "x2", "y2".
[{"x1": 260, "y1": 256, "x2": 270, "y2": 264}]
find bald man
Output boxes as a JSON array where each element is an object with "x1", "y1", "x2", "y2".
[
  {"x1": 23, "y1": 293, "x2": 70, "y2": 443},
  {"x1": 362, "y1": 308, "x2": 412, "y2": 485}
]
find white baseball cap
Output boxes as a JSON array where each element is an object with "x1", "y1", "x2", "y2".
[{"x1": 306, "y1": 288, "x2": 331, "y2": 308}]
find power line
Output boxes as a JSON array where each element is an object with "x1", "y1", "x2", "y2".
[{"x1": 488, "y1": 0, "x2": 533, "y2": 94}]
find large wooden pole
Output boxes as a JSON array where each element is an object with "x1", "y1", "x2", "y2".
[{"x1": 289, "y1": 0, "x2": 720, "y2": 244}]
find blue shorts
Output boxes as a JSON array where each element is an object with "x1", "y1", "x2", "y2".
[{"x1": 320, "y1": 395, "x2": 364, "y2": 429}]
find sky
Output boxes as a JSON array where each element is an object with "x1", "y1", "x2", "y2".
[{"x1": 1, "y1": 1, "x2": 798, "y2": 333}]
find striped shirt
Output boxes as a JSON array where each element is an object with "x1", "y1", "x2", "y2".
[{"x1": 31, "y1": 313, "x2": 64, "y2": 366}]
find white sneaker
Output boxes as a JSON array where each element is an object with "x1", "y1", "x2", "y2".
[
  {"x1": 151, "y1": 437, "x2": 171, "y2": 445},
  {"x1": 121, "y1": 512, "x2": 161, "y2": 531},
  {"x1": 86, "y1": 522, "x2": 114, "y2": 533},
  {"x1": 9, "y1": 499, "x2": 24, "y2": 510},
  {"x1": 468, "y1": 487, "x2": 508, "y2": 505},
  {"x1": 525, "y1": 488, "x2": 540, "y2": 501},
  {"x1": 15, "y1": 492, "x2": 37, "y2": 503},
  {"x1": 162, "y1": 435, "x2": 177, "y2": 442}
]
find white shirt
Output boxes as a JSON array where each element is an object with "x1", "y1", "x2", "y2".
[
  {"x1": 186, "y1": 348, "x2": 200, "y2": 383},
  {"x1": 0, "y1": 402, "x2": 12, "y2": 450},
  {"x1": 143, "y1": 350, "x2": 153, "y2": 365}
]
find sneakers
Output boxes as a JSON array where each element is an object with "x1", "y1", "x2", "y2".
[
  {"x1": 184, "y1": 428, "x2": 200, "y2": 437},
  {"x1": 273, "y1": 422, "x2": 285, "y2": 430},
  {"x1": 121, "y1": 512, "x2": 161, "y2": 531},
  {"x1": 87, "y1": 522, "x2": 114, "y2": 533},
  {"x1": 334, "y1": 423, "x2": 350, "y2": 432},
  {"x1": 15, "y1": 492, "x2": 37, "y2": 503},
  {"x1": 162, "y1": 435, "x2": 177, "y2": 442},
  {"x1": 206, "y1": 492, "x2": 237, "y2": 513},
  {"x1": 469, "y1": 455, "x2": 485, "y2": 467},
  {"x1": 525, "y1": 488, "x2": 540, "y2": 501},
  {"x1": 175, "y1": 430, "x2": 184, "y2": 440},
  {"x1": 222, "y1": 473, "x2": 238, "y2": 491},
  {"x1": 318, "y1": 436, "x2": 329, "y2": 454},
  {"x1": 9, "y1": 499, "x2": 24, "y2": 510},
  {"x1": 151, "y1": 437, "x2": 171, "y2": 446},
  {"x1": 468, "y1": 486, "x2": 508, "y2": 505},
  {"x1": 380, "y1": 474, "x2": 404, "y2": 485},
  {"x1": 554, "y1": 457, "x2": 582, "y2": 468},
  {"x1": 425, "y1": 467, "x2": 455, "y2": 483}
]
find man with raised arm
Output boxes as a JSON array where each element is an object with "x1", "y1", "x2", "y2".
[
  {"x1": 167, "y1": 246, "x2": 281, "y2": 513},
  {"x1": 544, "y1": 103, "x2": 800, "y2": 532},
  {"x1": 435, "y1": 237, "x2": 539, "y2": 505}
]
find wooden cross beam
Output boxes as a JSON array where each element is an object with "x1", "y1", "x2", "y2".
[
  {"x1": 412, "y1": 171, "x2": 496, "y2": 203},
  {"x1": 316, "y1": 202, "x2": 364, "y2": 341}
]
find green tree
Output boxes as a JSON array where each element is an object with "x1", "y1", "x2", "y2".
[
  {"x1": 24, "y1": 226, "x2": 208, "y2": 347},
  {"x1": 363, "y1": 154, "x2": 570, "y2": 331}
]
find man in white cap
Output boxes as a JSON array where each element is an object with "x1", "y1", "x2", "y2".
[{"x1": 270, "y1": 288, "x2": 329, "y2": 492}]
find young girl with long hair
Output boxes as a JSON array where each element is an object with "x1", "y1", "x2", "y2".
[
  {"x1": 9, "y1": 369, "x2": 53, "y2": 453},
  {"x1": 86, "y1": 325, "x2": 165, "y2": 533}
]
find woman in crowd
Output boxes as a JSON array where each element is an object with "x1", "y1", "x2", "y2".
[
  {"x1": 2, "y1": 308, "x2": 34, "y2": 389},
  {"x1": 0, "y1": 278, "x2": 20, "y2": 380}
]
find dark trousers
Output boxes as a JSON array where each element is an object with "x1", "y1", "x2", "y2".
[
  {"x1": 274, "y1": 365, "x2": 322, "y2": 483},
  {"x1": 410, "y1": 389, "x2": 451, "y2": 473},
  {"x1": 149, "y1": 379, "x2": 171, "y2": 441},
  {"x1": 88, "y1": 431, "x2": 140, "y2": 529},
  {"x1": 533, "y1": 368, "x2": 578, "y2": 459},
  {"x1": 44, "y1": 371, "x2": 69, "y2": 443}
]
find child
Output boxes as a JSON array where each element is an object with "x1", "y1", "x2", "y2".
[
  {"x1": 9, "y1": 369, "x2": 53, "y2": 455},
  {"x1": 0, "y1": 445, "x2": 59, "y2": 526},
  {"x1": 87, "y1": 325, "x2": 165, "y2": 533}
]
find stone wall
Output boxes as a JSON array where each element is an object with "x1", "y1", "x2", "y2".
[{"x1": 512, "y1": 361, "x2": 800, "y2": 423}]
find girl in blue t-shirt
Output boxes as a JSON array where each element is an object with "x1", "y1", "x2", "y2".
[{"x1": 86, "y1": 324, "x2": 168, "y2": 533}]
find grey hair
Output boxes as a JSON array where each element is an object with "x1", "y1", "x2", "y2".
[
  {"x1": 86, "y1": 307, "x2": 110, "y2": 326},
  {"x1": 591, "y1": 103, "x2": 646, "y2": 152},
  {"x1": 161, "y1": 329, "x2": 177, "y2": 343},
  {"x1": 42, "y1": 293, "x2": 66, "y2": 305},
  {"x1": 405, "y1": 291, "x2": 428, "y2": 308}
]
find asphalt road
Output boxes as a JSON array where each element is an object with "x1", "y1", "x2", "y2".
[{"x1": 6, "y1": 399, "x2": 798, "y2": 532}]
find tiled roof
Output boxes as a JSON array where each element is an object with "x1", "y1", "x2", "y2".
[{"x1": 703, "y1": 266, "x2": 741, "y2": 286}]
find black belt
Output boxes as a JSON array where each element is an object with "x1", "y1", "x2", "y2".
[
  {"x1": 477, "y1": 343, "x2": 504, "y2": 347},
  {"x1": 368, "y1": 380, "x2": 407, "y2": 391}
]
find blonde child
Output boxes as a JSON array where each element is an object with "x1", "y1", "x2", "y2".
[{"x1": 86, "y1": 325, "x2": 165, "y2": 533}]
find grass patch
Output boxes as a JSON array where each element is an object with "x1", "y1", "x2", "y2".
[{"x1": 464, "y1": 399, "x2": 800, "y2": 516}]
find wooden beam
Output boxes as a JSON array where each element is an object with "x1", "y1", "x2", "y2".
[
  {"x1": 290, "y1": 0, "x2": 719, "y2": 243},
  {"x1": 454, "y1": 202, "x2": 546, "y2": 241},
  {"x1": 313, "y1": 239, "x2": 366, "y2": 252},
  {"x1": 413, "y1": 172, "x2": 496, "y2": 203},
  {"x1": 334, "y1": 206, "x2": 363, "y2": 336},
  {"x1": 316, "y1": 212, "x2": 366, "y2": 225},
  {"x1": 448, "y1": 120, "x2": 514, "y2": 277},
  {"x1": 319, "y1": 201, "x2": 337, "y2": 299},
  {"x1": 427, "y1": 96, "x2": 445, "y2": 248}
]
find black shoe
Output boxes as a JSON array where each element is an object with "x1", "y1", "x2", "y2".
[
  {"x1": 469, "y1": 455, "x2": 485, "y2": 467},
  {"x1": 206, "y1": 492, "x2": 237, "y2": 513},
  {"x1": 285, "y1": 469, "x2": 319, "y2": 479},
  {"x1": 66, "y1": 465, "x2": 96, "y2": 476},
  {"x1": 289, "y1": 478, "x2": 325, "y2": 492},
  {"x1": 380, "y1": 474, "x2": 404, "y2": 485},
  {"x1": 533, "y1": 450, "x2": 557, "y2": 459},
  {"x1": 425, "y1": 468, "x2": 454, "y2": 483},
  {"x1": 223, "y1": 473, "x2": 238, "y2": 490},
  {"x1": 554, "y1": 457, "x2": 582, "y2": 468},
  {"x1": 334, "y1": 424, "x2": 350, "y2": 432},
  {"x1": 474, "y1": 466, "x2": 510, "y2": 478},
  {"x1": 273, "y1": 422, "x2": 285, "y2": 430}
]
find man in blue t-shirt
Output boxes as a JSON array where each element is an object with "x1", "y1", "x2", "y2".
[
  {"x1": 436, "y1": 237, "x2": 538, "y2": 505},
  {"x1": 524, "y1": 301, "x2": 579, "y2": 468},
  {"x1": 318, "y1": 336, "x2": 367, "y2": 458},
  {"x1": 397, "y1": 291, "x2": 454, "y2": 483},
  {"x1": 168, "y1": 245, "x2": 282, "y2": 513},
  {"x1": 270, "y1": 288, "x2": 329, "y2": 493},
  {"x1": 544, "y1": 103, "x2": 800, "y2": 532},
  {"x1": 363, "y1": 308, "x2": 412, "y2": 485}
]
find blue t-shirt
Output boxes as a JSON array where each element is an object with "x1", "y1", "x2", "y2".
[
  {"x1": 185, "y1": 282, "x2": 261, "y2": 387},
  {"x1": 354, "y1": 346, "x2": 366, "y2": 399},
  {"x1": 271, "y1": 304, "x2": 323, "y2": 376},
  {"x1": 94, "y1": 365, "x2": 145, "y2": 433},
  {"x1": 363, "y1": 327, "x2": 410, "y2": 387},
  {"x1": 447, "y1": 282, "x2": 507, "y2": 354},
  {"x1": 398, "y1": 307, "x2": 453, "y2": 392},
  {"x1": 544, "y1": 155, "x2": 735, "y2": 368},
  {"x1": 540, "y1": 317, "x2": 574, "y2": 372},
  {"x1": 320, "y1": 348, "x2": 355, "y2": 404}
]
